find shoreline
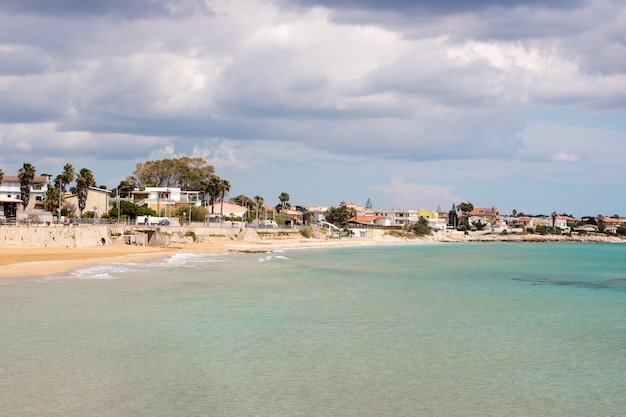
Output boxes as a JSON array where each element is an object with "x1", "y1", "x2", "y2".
[{"x1": 1, "y1": 232, "x2": 623, "y2": 284}]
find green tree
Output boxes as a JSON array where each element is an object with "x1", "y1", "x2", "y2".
[
  {"x1": 18, "y1": 162, "x2": 36, "y2": 209},
  {"x1": 411, "y1": 216, "x2": 433, "y2": 236},
  {"x1": 254, "y1": 195, "x2": 264, "y2": 223},
  {"x1": 457, "y1": 201, "x2": 474, "y2": 229},
  {"x1": 54, "y1": 163, "x2": 75, "y2": 216},
  {"x1": 76, "y1": 168, "x2": 95, "y2": 216},
  {"x1": 132, "y1": 157, "x2": 214, "y2": 189},
  {"x1": 45, "y1": 186, "x2": 61, "y2": 213},
  {"x1": 218, "y1": 179, "x2": 231, "y2": 218},
  {"x1": 325, "y1": 204, "x2": 356, "y2": 228},
  {"x1": 597, "y1": 214, "x2": 606, "y2": 232},
  {"x1": 551, "y1": 211, "x2": 557, "y2": 227},
  {"x1": 0, "y1": 167, "x2": 4, "y2": 183},
  {"x1": 278, "y1": 192, "x2": 290, "y2": 212},
  {"x1": 204, "y1": 175, "x2": 223, "y2": 214},
  {"x1": 448, "y1": 203, "x2": 458, "y2": 228},
  {"x1": 114, "y1": 178, "x2": 135, "y2": 198},
  {"x1": 108, "y1": 200, "x2": 157, "y2": 219}
]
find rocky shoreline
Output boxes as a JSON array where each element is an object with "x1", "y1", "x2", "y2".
[{"x1": 425, "y1": 232, "x2": 625, "y2": 243}]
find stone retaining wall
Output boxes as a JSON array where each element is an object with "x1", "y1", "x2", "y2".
[
  {"x1": 0, "y1": 224, "x2": 247, "y2": 248},
  {"x1": 0, "y1": 225, "x2": 110, "y2": 248}
]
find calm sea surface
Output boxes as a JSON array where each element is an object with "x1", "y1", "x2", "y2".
[{"x1": 1, "y1": 242, "x2": 625, "y2": 416}]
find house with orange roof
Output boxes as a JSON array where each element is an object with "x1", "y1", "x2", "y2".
[
  {"x1": 347, "y1": 215, "x2": 391, "y2": 227},
  {"x1": 468, "y1": 207, "x2": 500, "y2": 227}
]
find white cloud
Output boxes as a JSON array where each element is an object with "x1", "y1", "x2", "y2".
[{"x1": 371, "y1": 177, "x2": 460, "y2": 210}]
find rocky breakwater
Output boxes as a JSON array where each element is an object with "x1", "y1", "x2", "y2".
[{"x1": 438, "y1": 233, "x2": 625, "y2": 243}]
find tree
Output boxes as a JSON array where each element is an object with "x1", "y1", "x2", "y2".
[
  {"x1": 278, "y1": 192, "x2": 290, "y2": 212},
  {"x1": 204, "y1": 175, "x2": 223, "y2": 214},
  {"x1": 325, "y1": 204, "x2": 356, "y2": 228},
  {"x1": 457, "y1": 201, "x2": 474, "y2": 229},
  {"x1": 114, "y1": 178, "x2": 135, "y2": 198},
  {"x1": 448, "y1": 203, "x2": 458, "y2": 228},
  {"x1": 45, "y1": 186, "x2": 61, "y2": 213},
  {"x1": 512, "y1": 209, "x2": 517, "y2": 217},
  {"x1": 60, "y1": 163, "x2": 75, "y2": 192},
  {"x1": 76, "y1": 168, "x2": 95, "y2": 216},
  {"x1": 411, "y1": 216, "x2": 432, "y2": 236},
  {"x1": 18, "y1": 162, "x2": 36, "y2": 209},
  {"x1": 132, "y1": 157, "x2": 214, "y2": 189},
  {"x1": 0, "y1": 167, "x2": 4, "y2": 183},
  {"x1": 108, "y1": 200, "x2": 156, "y2": 219},
  {"x1": 597, "y1": 214, "x2": 606, "y2": 232},
  {"x1": 55, "y1": 163, "x2": 75, "y2": 216},
  {"x1": 551, "y1": 211, "x2": 558, "y2": 227},
  {"x1": 254, "y1": 195, "x2": 264, "y2": 222},
  {"x1": 218, "y1": 179, "x2": 231, "y2": 218}
]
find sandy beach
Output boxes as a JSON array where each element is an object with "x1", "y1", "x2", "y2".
[
  {"x1": 0, "y1": 235, "x2": 409, "y2": 283},
  {"x1": 1, "y1": 231, "x2": 623, "y2": 284}
]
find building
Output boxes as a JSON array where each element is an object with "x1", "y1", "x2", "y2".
[
  {"x1": 0, "y1": 175, "x2": 50, "y2": 211},
  {"x1": 372, "y1": 209, "x2": 414, "y2": 227},
  {"x1": 308, "y1": 206, "x2": 328, "y2": 223},
  {"x1": 468, "y1": 207, "x2": 500, "y2": 226},
  {"x1": 66, "y1": 187, "x2": 111, "y2": 218},
  {"x1": 0, "y1": 196, "x2": 22, "y2": 219},
  {"x1": 347, "y1": 215, "x2": 391, "y2": 227},
  {"x1": 206, "y1": 202, "x2": 248, "y2": 219},
  {"x1": 129, "y1": 187, "x2": 202, "y2": 215}
]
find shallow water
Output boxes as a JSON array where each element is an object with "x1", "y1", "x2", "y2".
[{"x1": 1, "y1": 243, "x2": 625, "y2": 416}]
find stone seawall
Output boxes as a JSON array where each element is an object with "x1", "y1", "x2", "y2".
[
  {"x1": 0, "y1": 224, "x2": 247, "y2": 248},
  {"x1": 0, "y1": 225, "x2": 110, "y2": 248}
]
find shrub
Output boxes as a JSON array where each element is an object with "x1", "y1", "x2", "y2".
[
  {"x1": 184, "y1": 230, "x2": 197, "y2": 241},
  {"x1": 300, "y1": 228, "x2": 313, "y2": 238}
]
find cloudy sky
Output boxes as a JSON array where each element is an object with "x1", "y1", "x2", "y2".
[{"x1": 1, "y1": 0, "x2": 625, "y2": 216}]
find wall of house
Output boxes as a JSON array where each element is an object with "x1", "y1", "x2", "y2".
[{"x1": 65, "y1": 190, "x2": 110, "y2": 217}]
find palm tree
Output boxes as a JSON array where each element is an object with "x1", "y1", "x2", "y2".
[
  {"x1": 18, "y1": 162, "x2": 36, "y2": 210},
  {"x1": 57, "y1": 163, "x2": 75, "y2": 217},
  {"x1": 76, "y1": 168, "x2": 95, "y2": 216},
  {"x1": 254, "y1": 195, "x2": 264, "y2": 222},
  {"x1": 278, "y1": 192, "x2": 290, "y2": 212},
  {"x1": 205, "y1": 175, "x2": 223, "y2": 214},
  {"x1": 60, "y1": 163, "x2": 75, "y2": 192},
  {"x1": 219, "y1": 179, "x2": 231, "y2": 218},
  {"x1": 597, "y1": 214, "x2": 606, "y2": 232},
  {"x1": 0, "y1": 167, "x2": 4, "y2": 183}
]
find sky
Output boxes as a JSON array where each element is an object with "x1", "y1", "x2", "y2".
[{"x1": 1, "y1": 0, "x2": 625, "y2": 217}]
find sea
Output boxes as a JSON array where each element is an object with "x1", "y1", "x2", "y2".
[{"x1": 1, "y1": 242, "x2": 625, "y2": 417}]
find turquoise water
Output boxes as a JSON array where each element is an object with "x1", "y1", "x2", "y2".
[{"x1": 1, "y1": 242, "x2": 625, "y2": 416}]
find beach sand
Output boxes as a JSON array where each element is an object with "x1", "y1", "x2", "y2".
[
  {"x1": 0, "y1": 235, "x2": 409, "y2": 283},
  {"x1": 2, "y1": 231, "x2": 622, "y2": 284}
]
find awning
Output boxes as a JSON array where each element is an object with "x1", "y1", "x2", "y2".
[{"x1": 0, "y1": 196, "x2": 23, "y2": 204}]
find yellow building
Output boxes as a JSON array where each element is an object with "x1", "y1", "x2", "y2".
[{"x1": 417, "y1": 208, "x2": 438, "y2": 220}]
